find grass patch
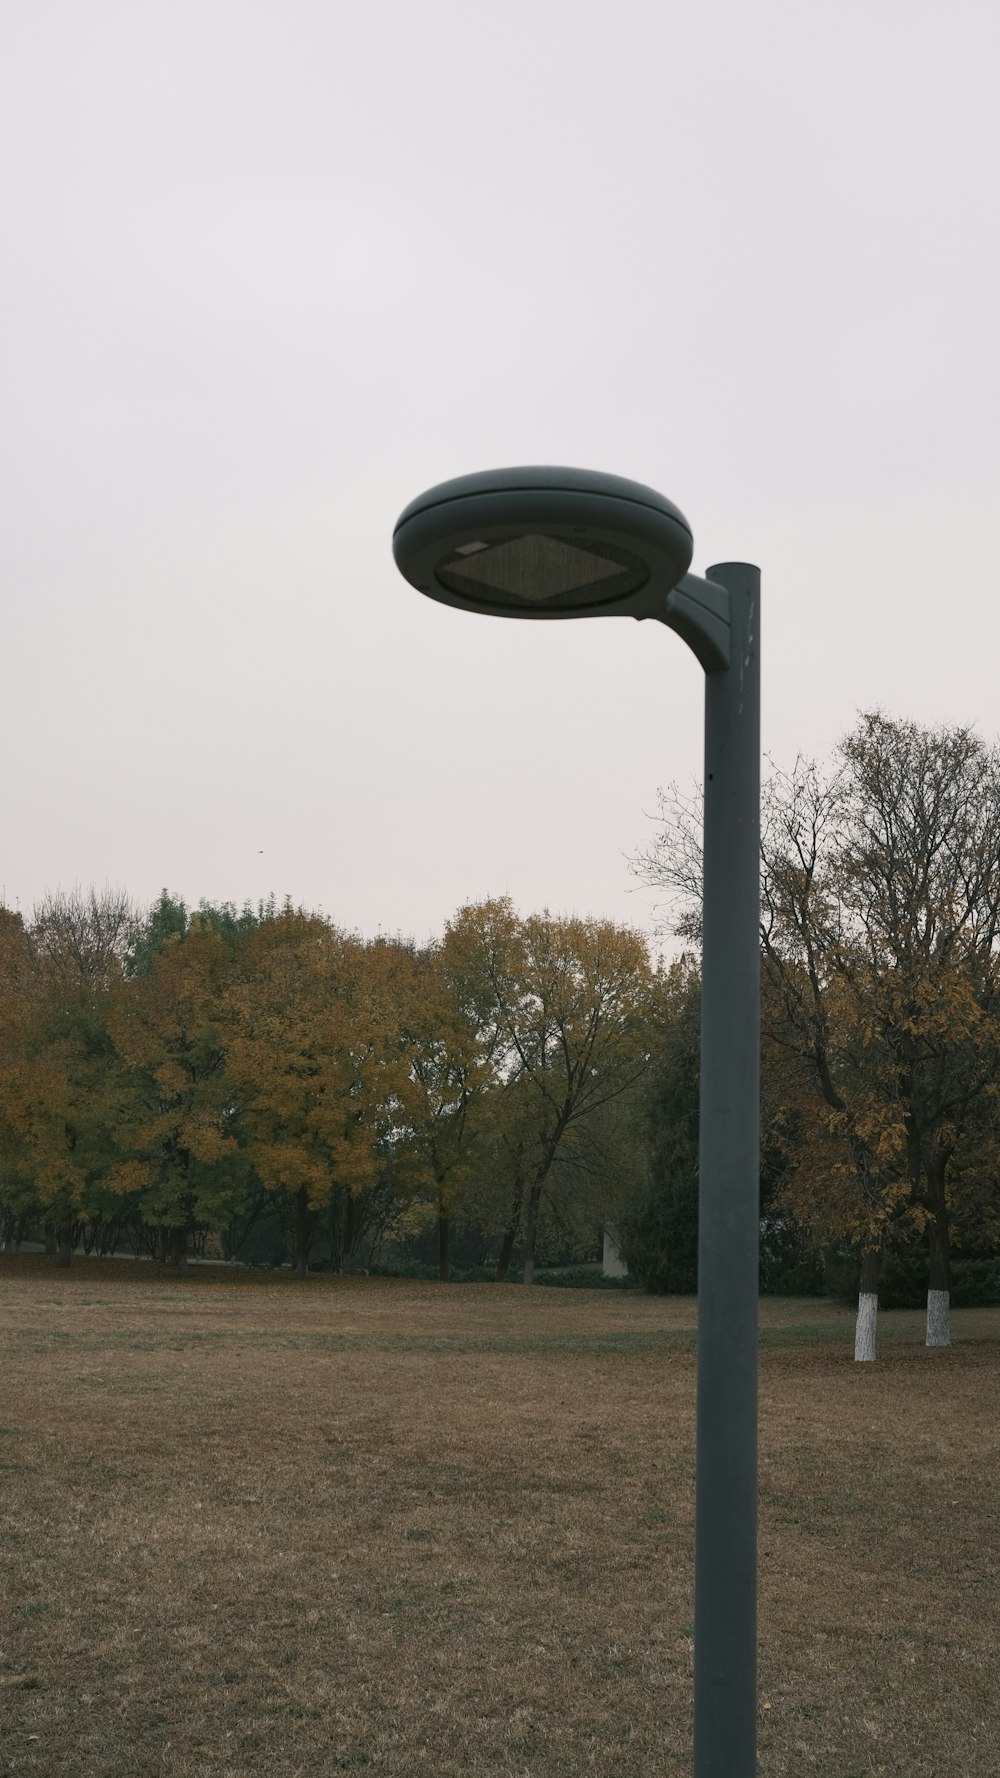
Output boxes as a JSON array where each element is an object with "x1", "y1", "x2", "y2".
[{"x1": 0, "y1": 1257, "x2": 997, "y2": 1776}]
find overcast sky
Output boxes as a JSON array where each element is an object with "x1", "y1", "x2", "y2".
[{"x1": 3, "y1": 0, "x2": 999, "y2": 948}]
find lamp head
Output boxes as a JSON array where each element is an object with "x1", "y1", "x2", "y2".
[{"x1": 392, "y1": 466, "x2": 694, "y2": 621}]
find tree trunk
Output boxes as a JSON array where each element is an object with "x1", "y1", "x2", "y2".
[
  {"x1": 56, "y1": 1220, "x2": 74, "y2": 1269},
  {"x1": 44, "y1": 1221, "x2": 57, "y2": 1255},
  {"x1": 104, "y1": 1218, "x2": 124, "y2": 1258},
  {"x1": 438, "y1": 1206, "x2": 450, "y2": 1282},
  {"x1": 495, "y1": 1228, "x2": 514, "y2": 1282},
  {"x1": 926, "y1": 1194, "x2": 951, "y2": 1348},
  {"x1": 2, "y1": 1213, "x2": 27, "y2": 1254},
  {"x1": 295, "y1": 1186, "x2": 309, "y2": 1280},
  {"x1": 495, "y1": 1174, "x2": 525, "y2": 1283},
  {"x1": 854, "y1": 1245, "x2": 880, "y2": 1362},
  {"x1": 343, "y1": 1190, "x2": 355, "y2": 1270},
  {"x1": 171, "y1": 1225, "x2": 188, "y2": 1278},
  {"x1": 330, "y1": 1186, "x2": 341, "y2": 1273},
  {"x1": 521, "y1": 1182, "x2": 544, "y2": 1286}
]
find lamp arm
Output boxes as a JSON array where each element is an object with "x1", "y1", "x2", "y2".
[{"x1": 658, "y1": 571, "x2": 731, "y2": 672}]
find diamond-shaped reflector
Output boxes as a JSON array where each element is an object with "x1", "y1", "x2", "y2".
[{"x1": 445, "y1": 534, "x2": 629, "y2": 603}]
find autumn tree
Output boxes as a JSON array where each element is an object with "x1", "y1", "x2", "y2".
[
  {"x1": 443, "y1": 899, "x2": 656, "y2": 1283},
  {"x1": 536, "y1": 1079, "x2": 652, "y2": 1267},
  {"x1": 390, "y1": 939, "x2": 503, "y2": 1280},
  {"x1": 0, "y1": 889, "x2": 143, "y2": 1266},
  {"x1": 126, "y1": 890, "x2": 280, "y2": 978},
  {"x1": 0, "y1": 909, "x2": 43, "y2": 1249},
  {"x1": 223, "y1": 915, "x2": 412, "y2": 1279},
  {"x1": 108, "y1": 918, "x2": 243, "y2": 1274},
  {"x1": 617, "y1": 956, "x2": 700, "y2": 1293},
  {"x1": 634, "y1": 713, "x2": 1000, "y2": 1357}
]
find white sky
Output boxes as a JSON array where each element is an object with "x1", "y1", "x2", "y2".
[{"x1": 3, "y1": 0, "x2": 999, "y2": 947}]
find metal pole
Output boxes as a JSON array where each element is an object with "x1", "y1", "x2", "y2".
[{"x1": 693, "y1": 562, "x2": 761, "y2": 1778}]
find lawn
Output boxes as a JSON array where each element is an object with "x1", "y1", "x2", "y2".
[{"x1": 1, "y1": 1256, "x2": 997, "y2": 1777}]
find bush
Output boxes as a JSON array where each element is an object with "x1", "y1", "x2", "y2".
[
  {"x1": 531, "y1": 1265, "x2": 637, "y2": 1290},
  {"x1": 948, "y1": 1258, "x2": 1000, "y2": 1306},
  {"x1": 823, "y1": 1244, "x2": 1000, "y2": 1308},
  {"x1": 366, "y1": 1260, "x2": 499, "y2": 1283},
  {"x1": 823, "y1": 1242, "x2": 862, "y2": 1304},
  {"x1": 621, "y1": 1198, "x2": 827, "y2": 1299},
  {"x1": 367, "y1": 1260, "x2": 442, "y2": 1280},
  {"x1": 234, "y1": 1221, "x2": 289, "y2": 1269},
  {"x1": 362, "y1": 1259, "x2": 636, "y2": 1288},
  {"x1": 877, "y1": 1249, "x2": 931, "y2": 1309},
  {"x1": 617, "y1": 1174, "x2": 698, "y2": 1295},
  {"x1": 759, "y1": 1216, "x2": 826, "y2": 1297}
]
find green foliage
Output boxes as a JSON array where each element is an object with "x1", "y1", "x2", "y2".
[
  {"x1": 616, "y1": 958, "x2": 824, "y2": 1297},
  {"x1": 10, "y1": 873, "x2": 1000, "y2": 1302},
  {"x1": 193, "y1": 896, "x2": 280, "y2": 948},
  {"x1": 825, "y1": 1243, "x2": 1000, "y2": 1308},
  {"x1": 822, "y1": 1240, "x2": 863, "y2": 1304},
  {"x1": 125, "y1": 890, "x2": 188, "y2": 977},
  {"x1": 366, "y1": 1260, "x2": 495, "y2": 1282},
  {"x1": 617, "y1": 958, "x2": 700, "y2": 1294},
  {"x1": 637, "y1": 716, "x2": 1000, "y2": 1291},
  {"x1": 758, "y1": 1215, "x2": 826, "y2": 1296},
  {"x1": 758, "y1": 1136, "x2": 826, "y2": 1295},
  {"x1": 949, "y1": 1260, "x2": 1000, "y2": 1306},
  {"x1": 441, "y1": 899, "x2": 657, "y2": 1282},
  {"x1": 126, "y1": 892, "x2": 280, "y2": 979},
  {"x1": 0, "y1": 926, "x2": 129, "y2": 1232},
  {"x1": 364, "y1": 1259, "x2": 636, "y2": 1288},
  {"x1": 620, "y1": 1172, "x2": 698, "y2": 1294},
  {"x1": 530, "y1": 1264, "x2": 637, "y2": 1290}
]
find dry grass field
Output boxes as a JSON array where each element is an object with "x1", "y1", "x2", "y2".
[{"x1": 0, "y1": 1257, "x2": 997, "y2": 1777}]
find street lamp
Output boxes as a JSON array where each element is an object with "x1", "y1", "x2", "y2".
[{"x1": 392, "y1": 466, "x2": 760, "y2": 1778}]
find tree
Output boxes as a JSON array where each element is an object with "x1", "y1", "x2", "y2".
[
  {"x1": 32, "y1": 884, "x2": 140, "y2": 991},
  {"x1": 634, "y1": 713, "x2": 1000, "y2": 1357},
  {"x1": 223, "y1": 915, "x2": 412, "y2": 1279},
  {"x1": 829, "y1": 716, "x2": 1000, "y2": 1347},
  {"x1": 0, "y1": 909, "x2": 44, "y2": 1248},
  {"x1": 125, "y1": 889, "x2": 189, "y2": 977},
  {"x1": 0, "y1": 890, "x2": 143, "y2": 1266},
  {"x1": 541, "y1": 1075, "x2": 651, "y2": 1266},
  {"x1": 126, "y1": 890, "x2": 279, "y2": 978},
  {"x1": 617, "y1": 957, "x2": 700, "y2": 1293},
  {"x1": 443, "y1": 900, "x2": 656, "y2": 1283},
  {"x1": 108, "y1": 919, "x2": 241, "y2": 1275},
  {"x1": 391, "y1": 940, "x2": 501, "y2": 1280}
]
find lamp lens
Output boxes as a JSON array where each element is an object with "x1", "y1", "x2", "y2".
[{"x1": 436, "y1": 533, "x2": 648, "y2": 611}]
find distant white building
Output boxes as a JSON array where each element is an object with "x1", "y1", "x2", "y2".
[{"x1": 602, "y1": 1222, "x2": 628, "y2": 1278}]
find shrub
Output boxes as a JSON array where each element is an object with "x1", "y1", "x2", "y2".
[
  {"x1": 823, "y1": 1244, "x2": 1000, "y2": 1308},
  {"x1": 949, "y1": 1258, "x2": 1000, "y2": 1306},
  {"x1": 362, "y1": 1260, "x2": 637, "y2": 1288},
  {"x1": 759, "y1": 1216, "x2": 826, "y2": 1297},
  {"x1": 365, "y1": 1261, "x2": 498, "y2": 1283},
  {"x1": 531, "y1": 1265, "x2": 638, "y2": 1290}
]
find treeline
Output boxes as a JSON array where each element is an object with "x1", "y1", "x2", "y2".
[
  {"x1": 7, "y1": 710, "x2": 1000, "y2": 1353},
  {"x1": 0, "y1": 889, "x2": 666, "y2": 1283},
  {"x1": 633, "y1": 711, "x2": 1000, "y2": 1357}
]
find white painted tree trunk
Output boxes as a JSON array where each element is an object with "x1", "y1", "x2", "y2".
[
  {"x1": 926, "y1": 1288, "x2": 951, "y2": 1347},
  {"x1": 854, "y1": 1292, "x2": 878, "y2": 1362}
]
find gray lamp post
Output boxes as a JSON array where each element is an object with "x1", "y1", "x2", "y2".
[{"x1": 392, "y1": 466, "x2": 760, "y2": 1778}]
